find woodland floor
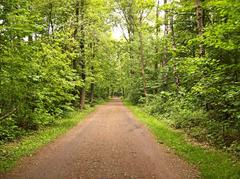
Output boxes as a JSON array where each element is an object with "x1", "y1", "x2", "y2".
[{"x1": 1, "y1": 98, "x2": 199, "y2": 179}]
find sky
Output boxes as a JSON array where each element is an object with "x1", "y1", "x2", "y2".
[
  {"x1": 112, "y1": 26, "x2": 123, "y2": 40},
  {"x1": 111, "y1": 0, "x2": 166, "y2": 40}
]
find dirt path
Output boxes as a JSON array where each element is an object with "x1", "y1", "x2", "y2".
[{"x1": 2, "y1": 99, "x2": 198, "y2": 179}]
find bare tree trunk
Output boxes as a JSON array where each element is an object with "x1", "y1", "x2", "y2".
[
  {"x1": 162, "y1": 0, "x2": 169, "y2": 90},
  {"x1": 118, "y1": 0, "x2": 136, "y2": 91},
  {"x1": 170, "y1": 15, "x2": 180, "y2": 89},
  {"x1": 129, "y1": 0, "x2": 135, "y2": 60},
  {"x1": 79, "y1": 0, "x2": 86, "y2": 110},
  {"x1": 195, "y1": 0, "x2": 205, "y2": 57},
  {"x1": 73, "y1": 1, "x2": 80, "y2": 108},
  {"x1": 138, "y1": 14, "x2": 147, "y2": 97},
  {"x1": 80, "y1": 87, "x2": 85, "y2": 109},
  {"x1": 155, "y1": 0, "x2": 160, "y2": 69},
  {"x1": 73, "y1": 0, "x2": 79, "y2": 70},
  {"x1": 89, "y1": 44, "x2": 95, "y2": 105},
  {"x1": 154, "y1": 0, "x2": 160, "y2": 94},
  {"x1": 89, "y1": 80, "x2": 94, "y2": 105},
  {"x1": 48, "y1": 3, "x2": 54, "y2": 36}
]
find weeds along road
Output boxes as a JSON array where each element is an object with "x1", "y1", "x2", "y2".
[{"x1": 2, "y1": 98, "x2": 198, "y2": 179}]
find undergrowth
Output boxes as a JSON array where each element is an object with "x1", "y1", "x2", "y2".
[
  {"x1": 126, "y1": 103, "x2": 240, "y2": 179},
  {"x1": 0, "y1": 107, "x2": 96, "y2": 172}
]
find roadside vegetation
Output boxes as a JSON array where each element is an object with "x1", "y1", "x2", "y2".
[
  {"x1": 0, "y1": 107, "x2": 97, "y2": 172},
  {"x1": 115, "y1": 0, "x2": 240, "y2": 158},
  {"x1": 127, "y1": 104, "x2": 240, "y2": 178},
  {"x1": 0, "y1": 0, "x2": 115, "y2": 173},
  {"x1": 1, "y1": 0, "x2": 115, "y2": 143}
]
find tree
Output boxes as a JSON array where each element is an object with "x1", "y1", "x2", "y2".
[
  {"x1": 195, "y1": 0, "x2": 205, "y2": 56},
  {"x1": 1, "y1": 0, "x2": 239, "y2": 157}
]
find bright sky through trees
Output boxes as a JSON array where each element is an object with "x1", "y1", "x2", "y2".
[{"x1": 112, "y1": 26, "x2": 123, "y2": 40}]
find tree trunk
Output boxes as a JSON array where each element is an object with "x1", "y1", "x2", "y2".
[
  {"x1": 89, "y1": 40, "x2": 97, "y2": 105},
  {"x1": 79, "y1": 0, "x2": 86, "y2": 110},
  {"x1": 89, "y1": 58, "x2": 94, "y2": 105},
  {"x1": 28, "y1": 35, "x2": 33, "y2": 42},
  {"x1": 89, "y1": 81, "x2": 94, "y2": 105},
  {"x1": 162, "y1": 0, "x2": 169, "y2": 90},
  {"x1": 73, "y1": 0, "x2": 80, "y2": 108},
  {"x1": 73, "y1": 0, "x2": 79, "y2": 70},
  {"x1": 48, "y1": 3, "x2": 54, "y2": 36},
  {"x1": 138, "y1": 14, "x2": 147, "y2": 97},
  {"x1": 195, "y1": 0, "x2": 205, "y2": 57},
  {"x1": 155, "y1": 0, "x2": 160, "y2": 68},
  {"x1": 170, "y1": 15, "x2": 180, "y2": 89},
  {"x1": 154, "y1": 0, "x2": 160, "y2": 94},
  {"x1": 118, "y1": 0, "x2": 135, "y2": 75}
]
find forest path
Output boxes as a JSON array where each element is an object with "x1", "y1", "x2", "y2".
[{"x1": 2, "y1": 98, "x2": 198, "y2": 179}]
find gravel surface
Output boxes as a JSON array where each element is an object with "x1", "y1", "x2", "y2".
[{"x1": 1, "y1": 98, "x2": 198, "y2": 179}]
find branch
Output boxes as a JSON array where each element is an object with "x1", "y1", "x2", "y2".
[
  {"x1": 119, "y1": 24, "x2": 128, "y2": 41},
  {"x1": 0, "y1": 107, "x2": 18, "y2": 121}
]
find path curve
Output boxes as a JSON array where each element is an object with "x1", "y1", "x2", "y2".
[{"x1": 2, "y1": 98, "x2": 198, "y2": 179}]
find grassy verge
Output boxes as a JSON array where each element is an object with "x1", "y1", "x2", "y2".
[
  {"x1": 126, "y1": 103, "x2": 240, "y2": 179},
  {"x1": 0, "y1": 107, "x2": 96, "y2": 172}
]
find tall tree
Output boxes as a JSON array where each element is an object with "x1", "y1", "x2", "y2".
[
  {"x1": 79, "y1": 0, "x2": 86, "y2": 110},
  {"x1": 137, "y1": 11, "x2": 147, "y2": 97},
  {"x1": 195, "y1": 0, "x2": 205, "y2": 57}
]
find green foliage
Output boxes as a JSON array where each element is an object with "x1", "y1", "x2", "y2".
[
  {"x1": 0, "y1": 108, "x2": 96, "y2": 172},
  {"x1": 127, "y1": 103, "x2": 240, "y2": 179},
  {"x1": 0, "y1": 0, "x2": 239, "y2": 173},
  {"x1": 141, "y1": 88, "x2": 240, "y2": 156},
  {"x1": 116, "y1": 0, "x2": 240, "y2": 157},
  {"x1": 0, "y1": 118, "x2": 24, "y2": 141},
  {"x1": 0, "y1": 0, "x2": 116, "y2": 142}
]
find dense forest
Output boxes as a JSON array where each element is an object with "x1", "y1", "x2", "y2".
[{"x1": 0, "y1": 0, "x2": 239, "y2": 158}]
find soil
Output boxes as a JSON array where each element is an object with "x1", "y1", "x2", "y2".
[{"x1": 1, "y1": 98, "x2": 199, "y2": 179}]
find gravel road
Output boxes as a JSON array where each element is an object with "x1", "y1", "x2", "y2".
[{"x1": 2, "y1": 98, "x2": 198, "y2": 179}]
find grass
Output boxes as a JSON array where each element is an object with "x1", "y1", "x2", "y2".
[
  {"x1": 0, "y1": 107, "x2": 96, "y2": 173},
  {"x1": 126, "y1": 104, "x2": 240, "y2": 179}
]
